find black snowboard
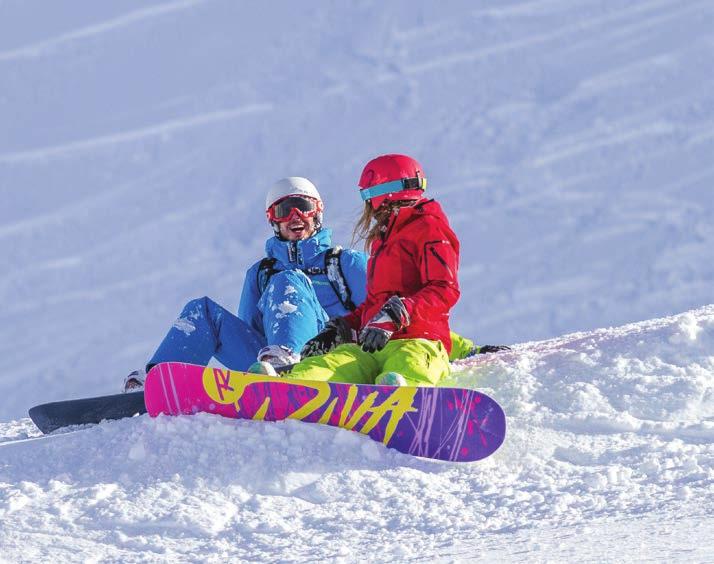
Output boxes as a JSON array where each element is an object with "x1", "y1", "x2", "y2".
[{"x1": 28, "y1": 391, "x2": 146, "y2": 434}]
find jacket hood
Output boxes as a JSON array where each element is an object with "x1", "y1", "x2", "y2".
[{"x1": 265, "y1": 227, "x2": 333, "y2": 267}]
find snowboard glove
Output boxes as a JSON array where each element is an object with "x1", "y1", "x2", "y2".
[
  {"x1": 301, "y1": 317, "x2": 354, "y2": 358},
  {"x1": 470, "y1": 344, "x2": 512, "y2": 356},
  {"x1": 359, "y1": 296, "x2": 411, "y2": 353}
]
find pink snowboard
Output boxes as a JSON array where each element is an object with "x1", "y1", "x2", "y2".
[{"x1": 144, "y1": 362, "x2": 506, "y2": 462}]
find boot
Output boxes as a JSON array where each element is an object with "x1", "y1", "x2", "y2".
[
  {"x1": 123, "y1": 368, "x2": 147, "y2": 392},
  {"x1": 257, "y1": 344, "x2": 300, "y2": 370}
]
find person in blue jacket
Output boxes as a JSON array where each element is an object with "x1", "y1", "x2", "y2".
[
  {"x1": 123, "y1": 177, "x2": 367, "y2": 390},
  {"x1": 236, "y1": 177, "x2": 367, "y2": 366}
]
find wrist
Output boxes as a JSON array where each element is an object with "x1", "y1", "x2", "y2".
[{"x1": 385, "y1": 295, "x2": 411, "y2": 330}]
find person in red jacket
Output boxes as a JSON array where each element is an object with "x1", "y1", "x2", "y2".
[{"x1": 284, "y1": 154, "x2": 461, "y2": 386}]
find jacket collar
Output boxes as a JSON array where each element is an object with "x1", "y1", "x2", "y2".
[
  {"x1": 384, "y1": 198, "x2": 444, "y2": 235},
  {"x1": 265, "y1": 227, "x2": 333, "y2": 267}
]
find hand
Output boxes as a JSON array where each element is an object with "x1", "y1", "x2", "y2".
[
  {"x1": 359, "y1": 296, "x2": 410, "y2": 353},
  {"x1": 471, "y1": 344, "x2": 511, "y2": 355},
  {"x1": 301, "y1": 317, "x2": 354, "y2": 358}
]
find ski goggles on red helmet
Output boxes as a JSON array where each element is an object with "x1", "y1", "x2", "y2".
[
  {"x1": 359, "y1": 176, "x2": 427, "y2": 202},
  {"x1": 267, "y1": 195, "x2": 323, "y2": 222}
]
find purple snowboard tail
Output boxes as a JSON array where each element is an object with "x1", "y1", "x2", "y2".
[{"x1": 145, "y1": 362, "x2": 506, "y2": 462}]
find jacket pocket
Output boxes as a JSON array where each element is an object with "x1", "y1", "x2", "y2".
[{"x1": 423, "y1": 240, "x2": 456, "y2": 282}]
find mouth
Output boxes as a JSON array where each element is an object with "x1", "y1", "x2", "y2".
[{"x1": 288, "y1": 223, "x2": 306, "y2": 235}]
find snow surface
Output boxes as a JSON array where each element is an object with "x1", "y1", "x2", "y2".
[
  {"x1": 1, "y1": 0, "x2": 714, "y2": 561},
  {"x1": 2, "y1": 307, "x2": 713, "y2": 561}
]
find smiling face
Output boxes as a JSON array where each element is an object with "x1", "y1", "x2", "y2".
[{"x1": 277, "y1": 215, "x2": 317, "y2": 241}]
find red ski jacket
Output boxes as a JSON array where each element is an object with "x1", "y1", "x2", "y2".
[{"x1": 343, "y1": 198, "x2": 460, "y2": 353}]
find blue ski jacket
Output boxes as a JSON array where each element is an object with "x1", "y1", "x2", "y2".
[{"x1": 238, "y1": 228, "x2": 367, "y2": 338}]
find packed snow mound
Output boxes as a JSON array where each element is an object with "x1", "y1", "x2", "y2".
[
  {"x1": 450, "y1": 306, "x2": 714, "y2": 436},
  {"x1": 1, "y1": 306, "x2": 712, "y2": 561}
]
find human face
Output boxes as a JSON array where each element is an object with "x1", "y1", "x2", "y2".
[{"x1": 278, "y1": 215, "x2": 317, "y2": 241}]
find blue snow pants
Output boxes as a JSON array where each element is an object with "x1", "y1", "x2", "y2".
[{"x1": 148, "y1": 270, "x2": 329, "y2": 371}]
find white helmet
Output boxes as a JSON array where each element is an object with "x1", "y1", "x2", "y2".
[
  {"x1": 265, "y1": 177, "x2": 323, "y2": 236},
  {"x1": 265, "y1": 177, "x2": 322, "y2": 210}
]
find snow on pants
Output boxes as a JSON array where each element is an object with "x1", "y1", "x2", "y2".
[
  {"x1": 286, "y1": 338, "x2": 450, "y2": 386},
  {"x1": 258, "y1": 269, "x2": 329, "y2": 354},
  {"x1": 147, "y1": 271, "x2": 329, "y2": 371},
  {"x1": 147, "y1": 296, "x2": 266, "y2": 371}
]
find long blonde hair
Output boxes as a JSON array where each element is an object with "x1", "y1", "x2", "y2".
[{"x1": 351, "y1": 200, "x2": 417, "y2": 250}]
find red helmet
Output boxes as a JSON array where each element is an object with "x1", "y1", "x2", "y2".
[{"x1": 358, "y1": 154, "x2": 427, "y2": 209}]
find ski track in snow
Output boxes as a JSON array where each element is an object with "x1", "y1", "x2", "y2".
[
  {"x1": 396, "y1": 0, "x2": 696, "y2": 75},
  {"x1": 0, "y1": 104, "x2": 273, "y2": 164},
  {"x1": 1, "y1": 307, "x2": 713, "y2": 561},
  {"x1": 0, "y1": 0, "x2": 207, "y2": 62}
]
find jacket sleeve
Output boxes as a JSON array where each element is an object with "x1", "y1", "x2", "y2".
[
  {"x1": 335, "y1": 249, "x2": 368, "y2": 330},
  {"x1": 340, "y1": 249, "x2": 368, "y2": 309},
  {"x1": 402, "y1": 220, "x2": 460, "y2": 323},
  {"x1": 238, "y1": 262, "x2": 264, "y2": 335}
]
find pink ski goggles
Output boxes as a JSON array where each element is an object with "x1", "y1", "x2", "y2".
[{"x1": 267, "y1": 195, "x2": 323, "y2": 222}]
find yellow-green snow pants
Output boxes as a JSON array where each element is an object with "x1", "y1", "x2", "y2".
[
  {"x1": 286, "y1": 338, "x2": 451, "y2": 386},
  {"x1": 448, "y1": 331, "x2": 474, "y2": 361}
]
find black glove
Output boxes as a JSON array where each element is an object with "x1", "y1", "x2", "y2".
[
  {"x1": 301, "y1": 317, "x2": 354, "y2": 358},
  {"x1": 470, "y1": 344, "x2": 511, "y2": 355},
  {"x1": 359, "y1": 296, "x2": 411, "y2": 353}
]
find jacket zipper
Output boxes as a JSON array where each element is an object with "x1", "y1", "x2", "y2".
[
  {"x1": 369, "y1": 244, "x2": 386, "y2": 281},
  {"x1": 369, "y1": 213, "x2": 398, "y2": 281}
]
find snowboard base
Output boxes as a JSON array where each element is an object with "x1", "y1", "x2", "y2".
[{"x1": 28, "y1": 391, "x2": 146, "y2": 434}]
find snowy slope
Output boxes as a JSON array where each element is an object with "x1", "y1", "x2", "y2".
[
  {"x1": 2, "y1": 1, "x2": 714, "y2": 560},
  {"x1": 2, "y1": 0, "x2": 714, "y2": 418},
  {"x1": 1, "y1": 306, "x2": 712, "y2": 561}
]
